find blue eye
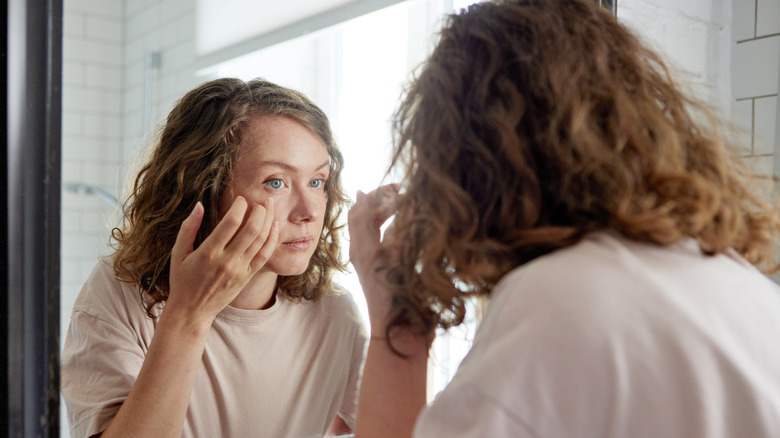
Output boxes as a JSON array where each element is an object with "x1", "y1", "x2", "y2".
[
  {"x1": 309, "y1": 179, "x2": 325, "y2": 189},
  {"x1": 265, "y1": 179, "x2": 284, "y2": 189}
]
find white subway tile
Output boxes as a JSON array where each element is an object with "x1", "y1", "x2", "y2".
[
  {"x1": 63, "y1": 137, "x2": 119, "y2": 162},
  {"x1": 731, "y1": 98, "x2": 754, "y2": 155},
  {"x1": 733, "y1": 0, "x2": 757, "y2": 41},
  {"x1": 82, "y1": 161, "x2": 124, "y2": 190},
  {"x1": 732, "y1": 36, "x2": 780, "y2": 98},
  {"x1": 754, "y1": 95, "x2": 778, "y2": 154},
  {"x1": 59, "y1": 257, "x2": 81, "y2": 286},
  {"x1": 84, "y1": 114, "x2": 123, "y2": 140},
  {"x1": 84, "y1": 64, "x2": 123, "y2": 91},
  {"x1": 158, "y1": 21, "x2": 179, "y2": 50},
  {"x1": 79, "y1": 209, "x2": 122, "y2": 238},
  {"x1": 161, "y1": 39, "x2": 195, "y2": 73},
  {"x1": 60, "y1": 210, "x2": 81, "y2": 235},
  {"x1": 62, "y1": 189, "x2": 112, "y2": 210},
  {"x1": 757, "y1": 0, "x2": 780, "y2": 37},
  {"x1": 85, "y1": 15, "x2": 123, "y2": 42},
  {"x1": 63, "y1": 12, "x2": 84, "y2": 37},
  {"x1": 125, "y1": 59, "x2": 146, "y2": 89},
  {"x1": 66, "y1": 0, "x2": 122, "y2": 18},
  {"x1": 63, "y1": 38, "x2": 123, "y2": 66},
  {"x1": 742, "y1": 154, "x2": 774, "y2": 176},
  {"x1": 123, "y1": 110, "x2": 145, "y2": 138},
  {"x1": 61, "y1": 160, "x2": 82, "y2": 182},
  {"x1": 62, "y1": 111, "x2": 84, "y2": 136},
  {"x1": 143, "y1": 28, "x2": 166, "y2": 53},
  {"x1": 61, "y1": 234, "x2": 113, "y2": 258},
  {"x1": 123, "y1": 85, "x2": 145, "y2": 115},
  {"x1": 161, "y1": 0, "x2": 195, "y2": 22},
  {"x1": 63, "y1": 61, "x2": 85, "y2": 86},
  {"x1": 125, "y1": 0, "x2": 150, "y2": 18},
  {"x1": 124, "y1": 37, "x2": 147, "y2": 66},
  {"x1": 127, "y1": 4, "x2": 161, "y2": 40},
  {"x1": 62, "y1": 87, "x2": 122, "y2": 114},
  {"x1": 175, "y1": 11, "x2": 196, "y2": 45}
]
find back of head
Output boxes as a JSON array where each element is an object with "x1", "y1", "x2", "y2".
[
  {"x1": 113, "y1": 78, "x2": 348, "y2": 315},
  {"x1": 385, "y1": 0, "x2": 780, "y2": 334}
]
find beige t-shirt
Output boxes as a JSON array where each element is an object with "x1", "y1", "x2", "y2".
[
  {"x1": 62, "y1": 257, "x2": 368, "y2": 438},
  {"x1": 415, "y1": 231, "x2": 780, "y2": 437}
]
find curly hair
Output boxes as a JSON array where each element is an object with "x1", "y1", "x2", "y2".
[
  {"x1": 383, "y1": 0, "x2": 780, "y2": 337},
  {"x1": 112, "y1": 78, "x2": 349, "y2": 316}
]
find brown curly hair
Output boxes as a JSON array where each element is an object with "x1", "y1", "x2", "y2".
[
  {"x1": 112, "y1": 78, "x2": 349, "y2": 316},
  {"x1": 383, "y1": 0, "x2": 780, "y2": 337}
]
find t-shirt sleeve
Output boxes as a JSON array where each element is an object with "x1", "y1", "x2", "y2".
[
  {"x1": 61, "y1": 260, "x2": 149, "y2": 438},
  {"x1": 337, "y1": 294, "x2": 369, "y2": 430}
]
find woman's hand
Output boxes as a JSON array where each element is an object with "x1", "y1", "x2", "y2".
[
  {"x1": 348, "y1": 185, "x2": 399, "y2": 330},
  {"x1": 351, "y1": 186, "x2": 430, "y2": 438},
  {"x1": 167, "y1": 196, "x2": 279, "y2": 329}
]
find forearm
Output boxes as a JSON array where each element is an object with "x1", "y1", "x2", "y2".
[
  {"x1": 355, "y1": 330, "x2": 429, "y2": 438},
  {"x1": 100, "y1": 310, "x2": 211, "y2": 438}
]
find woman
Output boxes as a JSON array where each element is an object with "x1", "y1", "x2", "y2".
[
  {"x1": 349, "y1": 1, "x2": 780, "y2": 437},
  {"x1": 62, "y1": 78, "x2": 367, "y2": 437}
]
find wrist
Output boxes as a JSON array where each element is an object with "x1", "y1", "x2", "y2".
[
  {"x1": 370, "y1": 327, "x2": 431, "y2": 358},
  {"x1": 157, "y1": 305, "x2": 214, "y2": 340}
]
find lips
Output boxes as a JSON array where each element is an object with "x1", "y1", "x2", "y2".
[{"x1": 281, "y1": 235, "x2": 313, "y2": 250}]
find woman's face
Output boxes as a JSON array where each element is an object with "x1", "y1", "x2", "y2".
[{"x1": 219, "y1": 114, "x2": 330, "y2": 277}]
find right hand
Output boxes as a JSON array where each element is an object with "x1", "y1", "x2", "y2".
[
  {"x1": 167, "y1": 196, "x2": 279, "y2": 328},
  {"x1": 348, "y1": 185, "x2": 400, "y2": 330}
]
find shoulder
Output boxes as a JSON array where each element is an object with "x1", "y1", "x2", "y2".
[
  {"x1": 316, "y1": 285, "x2": 365, "y2": 325},
  {"x1": 72, "y1": 255, "x2": 149, "y2": 326}
]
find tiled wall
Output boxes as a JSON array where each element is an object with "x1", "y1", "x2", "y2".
[
  {"x1": 61, "y1": 0, "x2": 125, "y2": 434},
  {"x1": 122, "y1": 0, "x2": 200, "y2": 169},
  {"x1": 731, "y1": 0, "x2": 780, "y2": 174},
  {"x1": 61, "y1": 0, "x2": 124, "y2": 334},
  {"x1": 620, "y1": 0, "x2": 779, "y2": 178},
  {"x1": 618, "y1": 0, "x2": 733, "y2": 112},
  {"x1": 61, "y1": 0, "x2": 202, "y2": 335}
]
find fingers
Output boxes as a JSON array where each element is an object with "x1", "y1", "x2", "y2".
[
  {"x1": 349, "y1": 185, "x2": 400, "y2": 267},
  {"x1": 249, "y1": 220, "x2": 279, "y2": 271},
  {"x1": 350, "y1": 184, "x2": 400, "y2": 236},
  {"x1": 226, "y1": 198, "x2": 273, "y2": 257},
  {"x1": 243, "y1": 198, "x2": 280, "y2": 271},
  {"x1": 199, "y1": 196, "x2": 251, "y2": 253},
  {"x1": 171, "y1": 202, "x2": 204, "y2": 263}
]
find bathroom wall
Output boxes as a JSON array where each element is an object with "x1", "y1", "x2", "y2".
[
  {"x1": 619, "y1": 0, "x2": 780, "y2": 176},
  {"x1": 61, "y1": 0, "x2": 125, "y2": 434},
  {"x1": 61, "y1": 0, "x2": 124, "y2": 339},
  {"x1": 122, "y1": 0, "x2": 200, "y2": 167},
  {"x1": 731, "y1": 0, "x2": 780, "y2": 174}
]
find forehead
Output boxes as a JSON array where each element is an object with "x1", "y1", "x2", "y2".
[{"x1": 237, "y1": 115, "x2": 330, "y2": 168}]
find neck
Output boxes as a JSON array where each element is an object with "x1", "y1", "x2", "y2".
[{"x1": 229, "y1": 270, "x2": 278, "y2": 310}]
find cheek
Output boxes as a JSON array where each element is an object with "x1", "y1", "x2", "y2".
[{"x1": 317, "y1": 197, "x2": 328, "y2": 222}]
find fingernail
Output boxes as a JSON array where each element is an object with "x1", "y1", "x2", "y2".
[
  {"x1": 191, "y1": 202, "x2": 202, "y2": 216},
  {"x1": 267, "y1": 198, "x2": 274, "y2": 207},
  {"x1": 356, "y1": 190, "x2": 366, "y2": 202}
]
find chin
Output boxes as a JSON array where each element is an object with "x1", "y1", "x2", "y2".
[{"x1": 267, "y1": 257, "x2": 313, "y2": 277}]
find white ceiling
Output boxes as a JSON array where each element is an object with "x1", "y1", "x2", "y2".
[{"x1": 197, "y1": 0, "x2": 357, "y2": 55}]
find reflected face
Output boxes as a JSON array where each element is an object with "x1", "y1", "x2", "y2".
[{"x1": 219, "y1": 115, "x2": 330, "y2": 277}]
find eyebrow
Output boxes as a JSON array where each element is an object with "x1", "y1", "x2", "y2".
[{"x1": 258, "y1": 160, "x2": 330, "y2": 173}]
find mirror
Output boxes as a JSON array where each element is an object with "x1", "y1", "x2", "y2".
[{"x1": 58, "y1": 0, "x2": 780, "y2": 435}]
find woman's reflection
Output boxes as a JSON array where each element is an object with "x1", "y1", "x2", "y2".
[{"x1": 60, "y1": 77, "x2": 367, "y2": 438}]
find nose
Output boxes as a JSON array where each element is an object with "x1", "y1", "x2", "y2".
[{"x1": 288, "y1": 188, "x2": 321, "y2": 224}]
